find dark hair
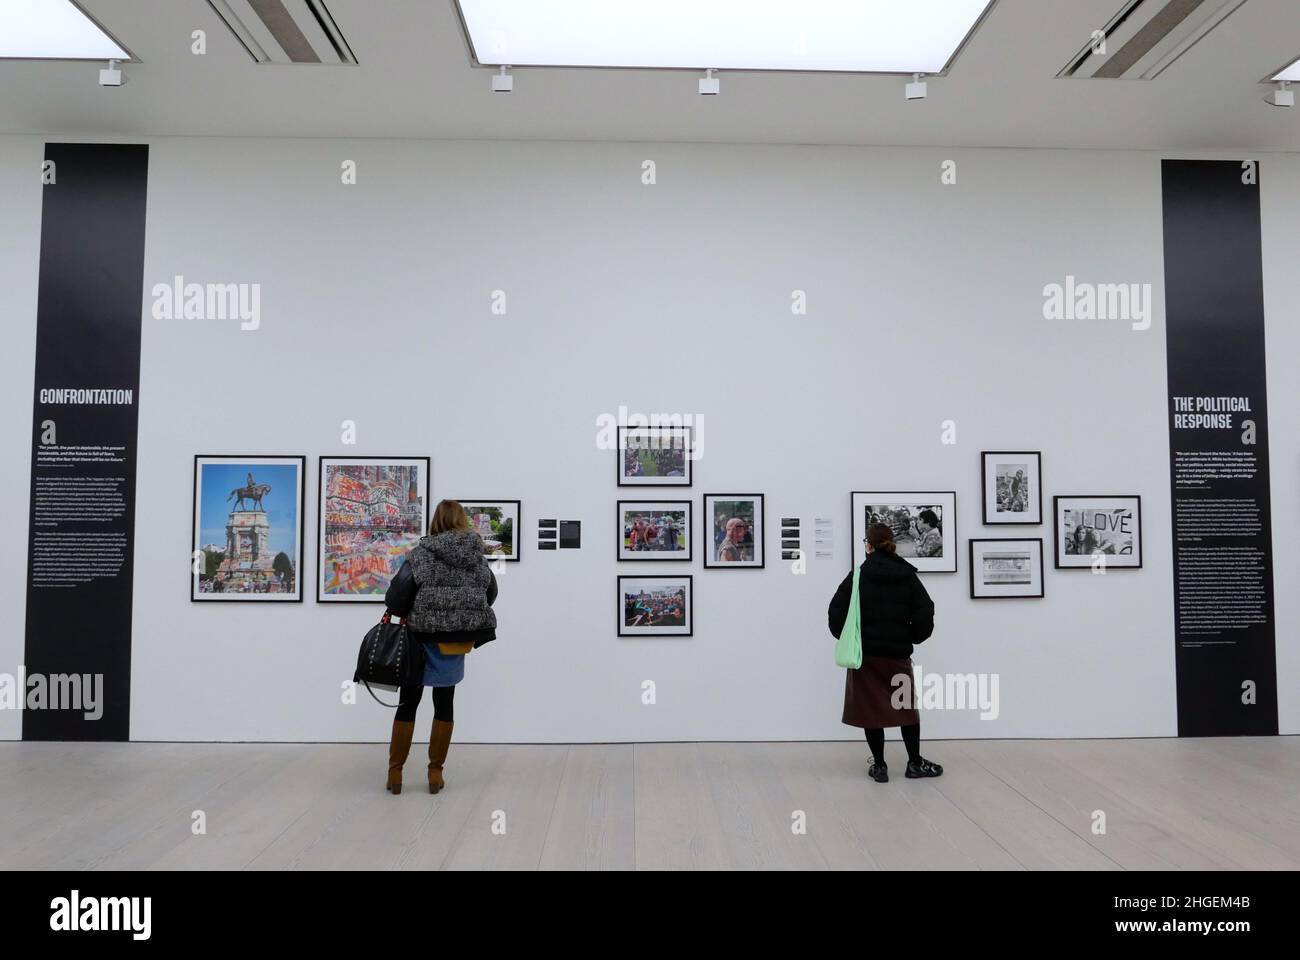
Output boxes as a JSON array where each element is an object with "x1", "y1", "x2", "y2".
[
  {"x1": 918, "y1": 509, "x2": 940, "y2": 530},
  {"x1": 866, "y1": 522, "x2": 896, "y2": 554}
]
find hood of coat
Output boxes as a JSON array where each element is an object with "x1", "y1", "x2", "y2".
[
  {"x1": 418, "y1": 530, "x2": 487, "y2": 569},
  {"x1": 862, "y1": 549, "x2": 917, "y2": 583}
]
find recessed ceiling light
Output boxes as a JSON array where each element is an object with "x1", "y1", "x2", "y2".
[
  {"x1": 456, "y1": 0, "x2": 995, "y2": 75},
  {"x1": 0, "y1": 0, "x2": 131, "y2": 61},
  {"x1": 1270, "y1": 58, "x2": 1300, "y2": 84}
]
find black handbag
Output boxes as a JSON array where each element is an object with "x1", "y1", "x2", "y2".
[{"x1": 353, "y1": 611, "x2": 425, "y2": 707}]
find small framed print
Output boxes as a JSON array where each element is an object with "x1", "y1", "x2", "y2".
[
  {"x1": 618, "y1": 500, "x2": 692, "y2": 561},
  {"x1": 969, "y1": 539, "x2": 1044, "y2": 599},
  {"x1": 618, "y1": 425, "x2": 692, "y2": 487},
  {"x1": 458, "y1": 499, "x2": 521, "y2": 561},
  {"x1": 619, "y1": 575, "x2": 693, "y2": 637},
  {"x1": 1054, "y1": 496, "x2": 1142, "y2": 569},
  {"x1": 702, "y1": 493, "x2": 764, "y2": 568},
  {"x1": 981, "y1": 451, "x2": 1042, "y2": 525},
  {"x1": 851, "y1": 491, "x2": 957, "y2": 573}
]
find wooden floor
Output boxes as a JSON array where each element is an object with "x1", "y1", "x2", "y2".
[{"x1": 1, "y1": 737, "x2": 1297, "y2": 870}]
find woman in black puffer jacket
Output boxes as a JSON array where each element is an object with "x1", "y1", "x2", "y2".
[
  {"x1": 381, "y1": 500, "x2": 497, "y2": 795},
  {"x1": 828, "y1": 522, "x2": 942, "y2": 783}
]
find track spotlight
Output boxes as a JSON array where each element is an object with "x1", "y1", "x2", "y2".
[
  {"x1": 698, "y1": 68, "x2": 720, "y2": 96},
  {"x1": 1266, "y1": 80, "x2": 1294, "y2": 107},
  {"x1": 905, "y1": 72, "x2": 927, "y2": 101},
  {"x1": 492, "y1": 65, "x2": 513, "y2": 93},
  {"x1": 98, "y1": 58, "x2": 124, "y2": 87}
]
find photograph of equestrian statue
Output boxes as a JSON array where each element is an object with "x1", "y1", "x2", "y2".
[{"x1": 192, "y1": 455, "x2": 305, "y2": 602}]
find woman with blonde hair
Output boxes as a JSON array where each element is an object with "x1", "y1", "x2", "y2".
[{"x1": 382, "y1": 499, "x2": 498, "y2": 794}]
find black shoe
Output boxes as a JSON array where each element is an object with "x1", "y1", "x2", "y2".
[
  {"x1": 906, "y1": 757, "x2": 943, "y2": 779},
  {"x1": 868, "y1": 761, "x2": 889, "y2": 783}
]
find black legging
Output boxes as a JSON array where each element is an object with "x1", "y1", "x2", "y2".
[
  {"x1": 396, "y1": 684, "x2": 455, "y2": 723},
  {"x1": 865, "y1": 724, "x2": 920, "y2": 765}
]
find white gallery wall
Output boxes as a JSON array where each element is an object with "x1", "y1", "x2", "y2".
[{"x1": 0, "y1": 134, "x2": 1295, "y2": 742}]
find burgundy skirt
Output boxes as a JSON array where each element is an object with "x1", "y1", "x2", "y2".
[{"x1": 842, "y1": 656, "x2": 919, "y2": 729}]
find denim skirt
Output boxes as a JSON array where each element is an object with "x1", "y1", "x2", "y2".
[{"x1": 420, "y1": 640, "x2": 465, "y2": 687}]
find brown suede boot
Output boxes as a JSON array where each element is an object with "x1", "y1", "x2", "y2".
[
  {"x1": 428, "y1": 720, "x2": 453, "y2": 794},
  {"x1": 387, "y1": 720, "x2": 415, "y2": 794}
]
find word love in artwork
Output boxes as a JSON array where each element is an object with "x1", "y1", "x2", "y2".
[{"x1": 1079, "y1": 511, "x2": 1132, "y2": 534}]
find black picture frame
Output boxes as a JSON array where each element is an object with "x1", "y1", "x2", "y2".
[
  {"x1": 617, "y1": 424, "x2": 693, "y2": 487},
  {"x1": 191, "y1": 454, "x2": 306, "y2": 603},
  {"x1": 618, "y1": 575, "x2": 694, "y2": 637},
  {"x1": 968, "y1": 538, "x2": 1045, "y2": 599},
  {"x1": 981, "y1": 451, "x2": 1043, "y2": 526},
  {"x1": 456, "y1": 498, "x2": 522, "y2": 563},
  {"x1": 702, "y1": 493, "x2": 766, "y2": 569},
  {"x1": 851, "y1": 491, "x2": 958, "y2": 573},
  {"x1": 617, "y1": 500, "x2": 693, "y2": 561},
  {"x1": 1053, "y1": 495, "x2": 1144, "y2": 569},
  {"x1": 316, "y1": 456, "x2": 431, "y2": 603}
]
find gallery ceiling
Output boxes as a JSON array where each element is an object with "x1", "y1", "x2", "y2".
[{"x1": 2, "y1": 0, "x2": 1300, "y2": 150}]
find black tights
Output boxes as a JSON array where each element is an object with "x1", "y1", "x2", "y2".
[
  {"x1": 395, "y1": 685, "x2": 455, "y2": 724},
  {"x1": 864, "y1": 724, "x2": 920, "y2": 766}
]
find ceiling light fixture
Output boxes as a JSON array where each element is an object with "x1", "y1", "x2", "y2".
[
  {"x1": 98, "y1": 58, "x2": 124, "y2": 87},
  {"x1": 1266, "y1": 80, "x2": 1294, "y2": 108},
  {"x1": 455, "y1": 0, "x2": 995, "y2": 76},
  {"x1": 905, "y1": 73, "x2": 928, "y2": 100},
  {"x1": 492, "y1": 65, "x2": 513, "y2": 93},
  {"x1": 699, "y1": 68, "x2": 720, "y2": 96},
  {"x1": 0, "y1": 0, "x2": 132, "y2": 61}
]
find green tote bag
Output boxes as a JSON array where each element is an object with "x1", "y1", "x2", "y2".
[{"x1": 834, "y1": 566, "x2": 863, "y2": 670}]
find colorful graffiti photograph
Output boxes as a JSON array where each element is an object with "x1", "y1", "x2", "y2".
[{"x1": 317, "y1": 457, "x2": 429, "y2": 602}]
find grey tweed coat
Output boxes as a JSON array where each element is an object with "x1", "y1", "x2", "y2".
[{"x1": 388, "y1": 530, "x2": 497, "y2": 645}]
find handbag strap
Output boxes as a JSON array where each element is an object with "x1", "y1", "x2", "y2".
[{"x1": 361, "y1": 677, "x2": 401, "y2": 709}]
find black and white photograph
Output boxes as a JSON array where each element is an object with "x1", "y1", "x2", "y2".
[
  {"x1": 851, "y1": 491, "x2": 957, "y2": 573},
  {"x1": 618, "y1": 425, "x2": 692, "y2": 486},
  {"x1": 703, "y1": 493, "x2": 764, "y2": 568},
  {"x1": 981, "y1": 451, "x2": 1042, "y2": 525},
  {"x1": 1054, "y1": 496, "x2": 1143, "y2": 569},
  {"x1": 618, "y1": 575, "x2": 693, "y2": 637},
  {"x1": 618, "y1": 500, "x2": 692, "y2": 561},
  {"x1": 969, "y1": 538, "x2": 1045, "y2": 599}
]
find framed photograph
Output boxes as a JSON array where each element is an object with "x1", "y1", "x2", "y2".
[
  {"x1": 981, "y1": 451, "x2": 1042, "y2": 525},
  {"x1": 618, "y1": 500, "x2": 691, "y2": 561},
  {"x1": 192, "y1": 455, "x2": 305, "y2": 602},
  {"x1": 1054, "y1": 496, "x2": 1142, "y2": 569},
  {"x1": 618, "y1": 575, "x2": 693, "y2": 637},
  {"x1": 618, "y1": 425, "x2": 692, "y2": 487},
  {"x1": 317, "y1": 457, "x2": 429, "y2": 603},
  {"x1": 703, "y1": 493, "x2": 765, "y2": 568},
  {"x1": 458, "y1": 499, "x2": 521, "y2": 561},
  {"x1": 969, "y1": 539, "x2": 1045, "y2": 599},
  {"x1": 851, "y1": 491, "x2": 957, "y2": 573}
]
